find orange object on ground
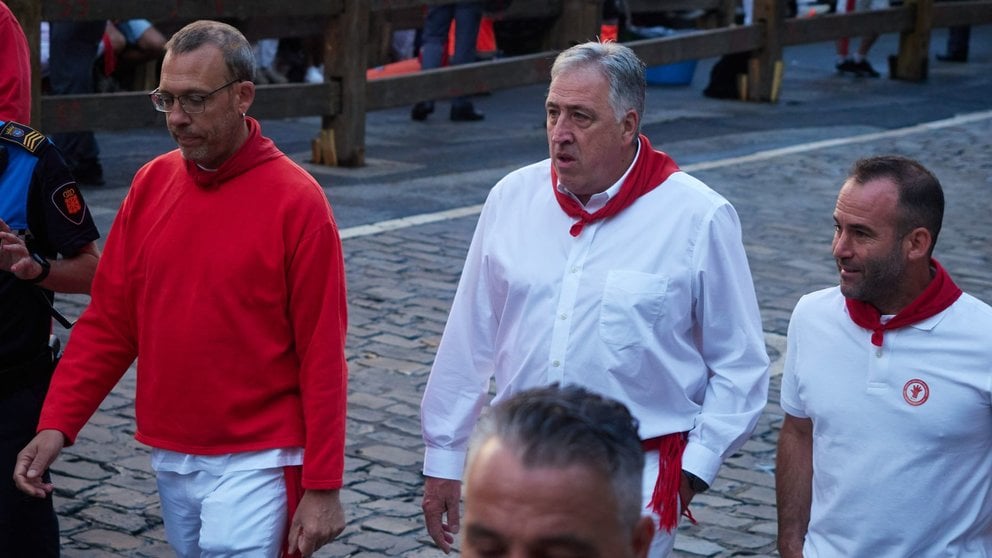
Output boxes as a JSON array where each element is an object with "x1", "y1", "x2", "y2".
[{"x1": 367, "y1": 57, "x2": 422, "y2": 80}]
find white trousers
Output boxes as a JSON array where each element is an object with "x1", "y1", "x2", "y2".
[
  {"x1": 642, "y1": 450, "x2": 679, "y2": 558},
  {"x1": 156, "y1": 466, "x2": 289, "y2": 558}
]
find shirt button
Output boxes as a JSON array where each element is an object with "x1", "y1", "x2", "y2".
[
  {"x1": 571, "y1": 266, "x2": 579, "y2": 273},
  {"x1": 559, "y1": 313, "x2": 567, "y2": 320},
  {"x1": 552, "y1": 360, "x2": 560, "y2": 367}
]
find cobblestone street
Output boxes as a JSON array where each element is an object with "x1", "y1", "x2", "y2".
[{"x1": 33, "y1": 32, "x2": 992, "y2": 558}]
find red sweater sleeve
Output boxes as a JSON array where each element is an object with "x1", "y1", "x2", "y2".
[
  {"x1": 38, "y1": 193, "x2": 140, "y2": 443},
  {"x1": 288, "y1": 216, "x2": 349, "y2": 489}
]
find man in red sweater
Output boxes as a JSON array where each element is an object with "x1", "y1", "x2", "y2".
[
  {"x1": 14, "y1": 20, "x2": 349, "y2": 557},
  {"x1": 0, "y1": 2, "x2": 31, "y2": 124}
]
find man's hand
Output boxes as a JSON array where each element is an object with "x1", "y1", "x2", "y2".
[
  {"x1": 678, "y1": 473, "x2": 696, "y2": 513},
  {"x1": 0, "y1": 218, "x2": 42, "y2": 281},
  {"x1": 422, "y1": 476, "x2": 462, "y2": 553},
  {"x1": 287, "y1": 489, "x2": 345, "y2": 557},
  {"x1": 13, "y1": 429, "x2": 65, "y2": 497}
]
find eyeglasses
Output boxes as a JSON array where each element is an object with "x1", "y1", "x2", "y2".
[{"x1": 149, "y1": 79, "x2": 241, "y2": 114}]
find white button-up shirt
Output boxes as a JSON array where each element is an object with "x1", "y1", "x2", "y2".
[{"x1": 421, "y1": 151, "x2": 769, "y2": 484}]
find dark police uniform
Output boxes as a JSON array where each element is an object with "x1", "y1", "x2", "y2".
[{"x1": 1, "y1": 120, "x2": 99, "y2": 556}]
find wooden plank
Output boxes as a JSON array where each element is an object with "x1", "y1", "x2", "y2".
[
  {"x1": 156, "y1": 17, "x2": 334, "y2": 43},
  {"x1": 38, "y1": 83, "x2": 340, "y2": 133},
  {"x1": 894, "y1": 0, "x2": 933, "y2": 81},
  {"x1": 932, "y1": 0, "x2": 992, "y2": 27},
  {"x1": 252, "y1": 83, "x2": 341, "y2": 120},
  {"x1": 548, "y1": 0, "x2": 602, "y2": 49},
  {"x1": 499, "y1": 0, "x2": 560, "y2": 19},
  {"x1": 323, "y1": 0, "x2": 369, "y2": 167},
  {"x1": 624, "y1": 0, "x2": 726, "y2": 12},
  {"x1": 41, "y1": 0, "x2": 344, "y2": 21},
  {"x1": 368, "y1": 0, "x2": 556, "y2": 14},
  {"x1": 626, "y1": 26, "x2": 761, "y2": 66},
  {"x1": 233, "y1": 17, "x2": 332, "y2": 41},
  {"x1": 781, "y1": 9, "x2": 913, "y2": 46},
  {"x1": 747, "y1": 0, "x2": 785, "y2": 102},
  {"x1": 41, "y1": 92, "x2": 164, "y2": 132},
  {"x1": 366, "y1": 26, "x2": 760, "y2": 111},
  {"x1": 367, "y1": 51, "x2": 556, "y2": 110}
]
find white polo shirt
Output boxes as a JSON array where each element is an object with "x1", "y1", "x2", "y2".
[{"x1": 782, "y1": 286, "x2": 992, "y2": 557}]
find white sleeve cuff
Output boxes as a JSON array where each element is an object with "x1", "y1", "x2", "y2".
[
  {"x1": 681, "y1": 441, "x2": 723, "y2": 486},
  {"x1": 423, "y1": 447, "x2": 468, "y2": 480}
]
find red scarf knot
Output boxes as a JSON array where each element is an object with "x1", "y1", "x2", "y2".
[
  {"x1": 845, "y1": 259, "x2": 962, "y2": 347},
  {"x1": 551, "y1": 134, "x2": 679, "y2": 237}
]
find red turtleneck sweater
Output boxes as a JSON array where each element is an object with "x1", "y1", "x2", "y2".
[{"x1": 39, "y1": 118, "x2": 348, "y2": 489}]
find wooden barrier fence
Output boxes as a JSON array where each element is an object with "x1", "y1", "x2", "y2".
[{"x1": 6, "y1": 0, "x2": 992, "y2": 167}]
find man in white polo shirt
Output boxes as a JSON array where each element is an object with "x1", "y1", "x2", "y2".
[{"x1": 776, "y1": 155, "x2": 992, "y2": 557}]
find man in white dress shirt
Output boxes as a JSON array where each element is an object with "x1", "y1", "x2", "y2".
[{"x1": 419, "y1": 40, "x2": 769, "y2": 557}]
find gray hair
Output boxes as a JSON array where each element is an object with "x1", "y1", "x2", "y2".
[
  {"x1": 550, "y1": 41, "x2": 646, "y2": 128},
  {"x1": 467, "y1": 384, "x2": 645, "y2": 528},
  {"x1": 165, "y1": 20, "x2": 255, "y2": 82},
  {"x1": 848, "y1": 155, "x2": 944, "y2": 252}
]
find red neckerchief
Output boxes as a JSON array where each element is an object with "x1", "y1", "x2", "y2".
[
  {"x1": 551, "y1": 134, "x2": 679, "y2": 237},
  {"x1": 185, "y1": 116, "x2": 283, "y2": 188},
  {"x1": 845, "y1": 259, "x2": 962, "y2": 347}
]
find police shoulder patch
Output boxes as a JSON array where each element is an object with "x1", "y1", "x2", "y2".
[
  {"x1": 1, "y1": 121, "x2": 47, "y2": 154},
  {"x1": 52, "y1": 181, "x2": 87, "y2": 225}
]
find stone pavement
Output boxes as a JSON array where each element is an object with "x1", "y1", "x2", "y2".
[{"x1": 34, "y1": 33, "x2": 992, "y2": 558}]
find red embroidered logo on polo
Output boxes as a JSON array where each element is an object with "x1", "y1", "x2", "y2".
[{"x1": 902, "y1": 378, "x2": 929, "y2": 406}]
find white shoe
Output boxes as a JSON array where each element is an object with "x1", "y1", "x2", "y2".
[{"x1": 305, "y1": 65, "x2": 324, "y2": 83}]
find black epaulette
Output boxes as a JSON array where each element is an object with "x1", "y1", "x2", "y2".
[{"x1": 0, "y1": 121, "x2": 48, "y2": 155}]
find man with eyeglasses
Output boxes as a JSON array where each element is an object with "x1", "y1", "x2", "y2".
[{"x1": 14, "y1": 20, "x2": 349, "y2": 557}]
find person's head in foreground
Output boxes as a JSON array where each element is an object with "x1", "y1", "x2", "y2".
[{"x1": 462, "y1": 384, "x2": 654, "y2": 558}]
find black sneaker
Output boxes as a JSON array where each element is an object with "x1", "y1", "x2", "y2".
[
  {"x1": 936, "y1": 52, "x2": 967, "y2": 63},
  {"x1": 411, "y1": 101, "x2": 434, "y2": 122},
  {"x1": 852, "y1": 60, "x2": 880, "y2": 78},
  {"x1": 836, "y1": 58, "x2": 860, "y2": 75}
]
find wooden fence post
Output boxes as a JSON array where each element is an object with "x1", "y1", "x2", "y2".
[
  {"x1": 320, "y1": 0, "x2": 369, "y2": 167},
  {"x1": 747, "y1": 0, "x2": 785, "y2": 102},
  {"x1": 6, "y1": 0, "x2": 41, "y2": 127},
  {"x1": 892, "y1": 0, "x2": 933, "y2": 81},
  {"x1": 547, "y1": 0, "x2": 602, "y2": 50}
]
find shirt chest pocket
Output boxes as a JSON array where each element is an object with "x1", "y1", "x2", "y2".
[{"x1": 599, "y1": 271, "x2": 669, "y2": 349}]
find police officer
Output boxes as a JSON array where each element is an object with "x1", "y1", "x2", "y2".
[{"x1": 1, "y1": 119, "x2": 100, "y2": 556}]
